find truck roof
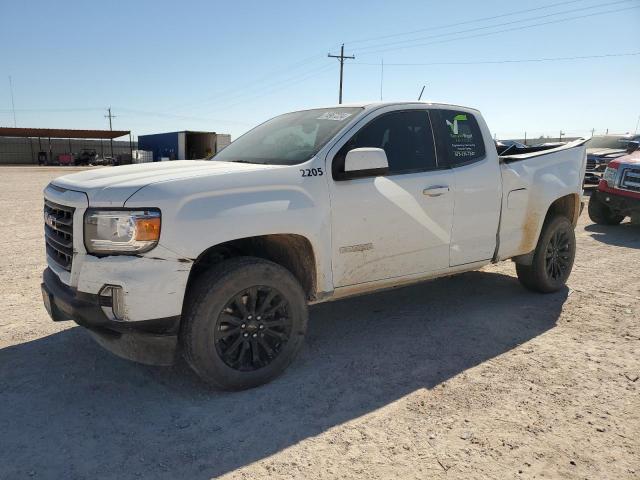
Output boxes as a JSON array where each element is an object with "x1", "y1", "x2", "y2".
[{"x1": 312, "y1": 101, "x2": 481, "y2": 113}]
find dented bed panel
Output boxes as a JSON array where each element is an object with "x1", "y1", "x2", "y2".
[{"x1": 497, "y1": 142, "x2": 586, "y2": 260}]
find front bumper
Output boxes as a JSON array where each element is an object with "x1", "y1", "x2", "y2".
[
  {"x1": 41, "y1": 267, "x2": 179, "y2": 365},
  {"x1": 594, "y1": 189, "x2": 640, "y2": 215}
]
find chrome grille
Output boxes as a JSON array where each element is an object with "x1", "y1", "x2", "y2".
[
  {"x1": 44, "y1": 199, "x2": 75, "y2": 271},
  {"x1": 620, "y1": 167, "x2": 640, "y2": 193}
]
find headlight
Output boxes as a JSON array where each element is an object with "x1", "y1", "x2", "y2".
[
  {"x1": 603, "y1": 167, "x2": 617, "y2": 186},
  {"x1": 84, "y1": 209, "x2": 161, "y2": 254}
]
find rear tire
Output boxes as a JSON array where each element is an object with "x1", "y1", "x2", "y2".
[
  {"x1": 588, "y1": 192, "x2": 624, "y2": 225},
  {"x1": 516, "y1": 216, "x2": 576, "y2": 293},
  {"x1": 181, "y1": 257, "x2": 307, "y2": 390}
]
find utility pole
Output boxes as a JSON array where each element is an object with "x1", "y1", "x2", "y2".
[
  {"x1": 8, "y1": 76, "x2": 17, "y2": 127},
  {"x1": 328, "y1": 44, "x2": 355, "y2": 104},
  {"x1": 591, "y1": 128, "x2": 595, "y2": 137},
  {"x1": 635, "y1": 115, "x2": 640, "y2": 134},
  {"x1": 105, "y1": 107, "x2": 116, "y2": 160},
  {"x1": 559, "y1": 130, "x2": 564, "y2": 142}
]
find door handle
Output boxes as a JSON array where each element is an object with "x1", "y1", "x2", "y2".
[{"x1": 422, "y1": 185, "x2": 450, "y2": 197}]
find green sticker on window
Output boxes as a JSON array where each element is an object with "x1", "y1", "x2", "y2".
[{"x1": 446, "y1": 114, "x2": 467, "y2": 135}]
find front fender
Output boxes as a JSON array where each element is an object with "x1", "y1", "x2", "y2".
[{"x1": 124, "y1": 161, "x2": 333, "y2": 293}]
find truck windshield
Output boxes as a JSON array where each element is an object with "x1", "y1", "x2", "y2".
[
  {"x1": 210, "y1": 107, "x2": 363, "y2": 165},
  {"x1": 585, "y1": 136, "x2": 633, "y2": 149}
]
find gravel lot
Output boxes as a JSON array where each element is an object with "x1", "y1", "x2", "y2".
[{"x1": 1, "y1": 166, "x2": 638, "y2": 480}]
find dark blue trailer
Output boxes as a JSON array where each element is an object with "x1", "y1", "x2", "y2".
[{"x1": 138, "y1": 131, "x2": 231, "y2": 161}]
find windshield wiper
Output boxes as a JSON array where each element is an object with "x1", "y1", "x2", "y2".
[{"x1": 212, "y1": 158, "x2": 261, "y2": 164}]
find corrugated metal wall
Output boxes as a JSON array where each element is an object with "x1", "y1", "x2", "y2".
[{"x1": 0, "y1": 137, "x2": 136, "y2": 164}]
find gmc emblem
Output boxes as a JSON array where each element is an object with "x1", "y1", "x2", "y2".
[{"x1": 44, "y1": 212, "x2": 57, "y2": 228}]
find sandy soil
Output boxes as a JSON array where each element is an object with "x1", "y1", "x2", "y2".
[{"x1": 0, "y1": 166, "x2": 638, "y2": 480}]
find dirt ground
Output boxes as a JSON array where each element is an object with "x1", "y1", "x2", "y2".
[{"x1": 0, "y1": 166, "x2": 638, "y2": 480}]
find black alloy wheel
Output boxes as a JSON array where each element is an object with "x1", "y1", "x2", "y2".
[
  {"x1": 545, "y1": 229, "x2": 571, "y2": 281},
  {"x1": 516, "y1": 215, "x2": 576, "y2": 293},
  {"x1": 214, "y1": 286, "x2": 292, "y2": 371}
]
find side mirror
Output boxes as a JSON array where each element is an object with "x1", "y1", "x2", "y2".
[
  {"x1": 342, "y1": 147, "x2": 389, "y2": 179},
  {"x1": 626, "y1": 141, "x2": 639, "y2": 154}
]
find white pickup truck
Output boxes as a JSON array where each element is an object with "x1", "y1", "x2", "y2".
[{"x1": 42, "y1": 102, "x2": 587, "y2": 389}]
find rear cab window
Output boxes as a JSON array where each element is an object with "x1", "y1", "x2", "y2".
[{"x1": 430, "y1": 109, "x2": 486, "y2": 167}]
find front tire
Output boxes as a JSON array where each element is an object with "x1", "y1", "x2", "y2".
[
  {"x1": 181, "y1": 257, "x2": 308, "y2": 390},
  {"x1": 588, "y1": 192, "x2": 624, "y2": 225},
  {"x1": 516, "y1": 216, "x2": 576, "y2": 293}
]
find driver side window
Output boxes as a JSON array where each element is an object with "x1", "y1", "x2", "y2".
[{"x1": 332, "y1": 110, "x2": 437, "y2": 179}]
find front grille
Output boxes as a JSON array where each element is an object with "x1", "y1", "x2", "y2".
[
  {"x1": 44, "y1": 199, "x2": 75, "y2": 271},
  {"x1": 620, "y1": 167, "x2": 640, "y2": 193},
  {"x1": 586, "y1": 158, "x2": 596, "y2": 171}
]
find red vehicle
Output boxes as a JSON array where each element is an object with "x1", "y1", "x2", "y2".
[
  {"x1": 56, "y1": 153, "x2": 74, "y2": 166},
  {"x1": 588, "y1": 141, "x2": 640, "y2": 225}
]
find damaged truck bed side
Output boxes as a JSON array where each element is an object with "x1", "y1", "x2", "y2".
[{"x1": 42, "y1": 102, "x2": 587, "y2": 390}]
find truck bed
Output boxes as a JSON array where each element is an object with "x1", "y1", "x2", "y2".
[{"x1": 496, "y1": 140, "x2": 587, "y2": 261}]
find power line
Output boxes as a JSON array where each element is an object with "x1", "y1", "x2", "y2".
[
  {"x1": 354, "y1": 0, "x2": 633, "y2": 54},
  {"x1": 143, "y1": 0, "x2": 636, "y2": 114},
  {"x1": 344, "y1": 0, "x2": 592, "y2": 47},
  {"x1": 209, "y1": 64, "x2": 335, "y2": 113},
  {"x1": 115, "y1": 108, "x2": 254, "y2": 125},
  {"x1": 185, "y1": 63, "x2": 335, "y2": 114},
  {"x1": 164, "y1": 52, "x2": 327, "y2": 114},
  {"x1": 0, "y1": 107, "x2": 103, "y2": 113},
  {"x1": 351, "y1": 51, "x2": 640, "y2": 66},
  {"x1": 356, "y1": 4, "x2": 640, "y2": 57},
  {"x1": 152, "y1": 0, "x2": 606, "y2": 113},
  {"x1": 328, "y1": 44, "x2": 355, "y2": 104}
]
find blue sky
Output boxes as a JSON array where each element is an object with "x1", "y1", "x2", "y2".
[{"x1": 1, "y1": 0, "x2": 639, "y2": 141}]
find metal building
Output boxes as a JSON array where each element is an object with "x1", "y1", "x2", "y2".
[{"x1": 138, "y1": 131, "x2": 231, "y2": 161}]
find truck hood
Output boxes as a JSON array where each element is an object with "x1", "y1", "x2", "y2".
[
  {"x1": 608, "y1": 151, "x2": 640, "y2": 168},
  {"x1": 51, "y1": 160, "x2": 280, "y2": 206},
  {"x1": 586, "y1": 147, "x2": 626, "y2": 158}
]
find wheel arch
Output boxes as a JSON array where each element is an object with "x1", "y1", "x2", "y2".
[
  {"x1": 184, "y1": 234, "x2": 318, "y2": 303},
  {"x1": 544, "y1": 192, "x2": 581, "y2": 227},
  {"x1": 514, "y1": 193, "x2": 580, "y2": 266}
]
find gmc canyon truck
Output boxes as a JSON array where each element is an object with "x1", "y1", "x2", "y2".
[{"x1": 41, "y1": 102, "x2": 587, "y2": 390}]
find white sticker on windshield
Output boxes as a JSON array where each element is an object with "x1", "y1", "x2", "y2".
[{"x1": 316, "y1": 112, "x2": 353, "y2": 121}]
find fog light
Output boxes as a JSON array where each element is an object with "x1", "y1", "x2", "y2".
[{"x1": 99, "y1": 285, "x2": 125, "y2": 321}]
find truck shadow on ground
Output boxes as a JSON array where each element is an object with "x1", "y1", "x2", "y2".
[
  {"x1": 584, "y1": 222, "x2": 640, "y2": 248},
  {"x1": 0, "y1": 271, "x2": 567, "y2": 479}
]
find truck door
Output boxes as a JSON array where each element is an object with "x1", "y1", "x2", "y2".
[
  {"x1": 328, "y1": 108, "x2": 455, "y2": 288},
  {"x1": 430, "y1": 109, "x2": 502, "y2": 266}
]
